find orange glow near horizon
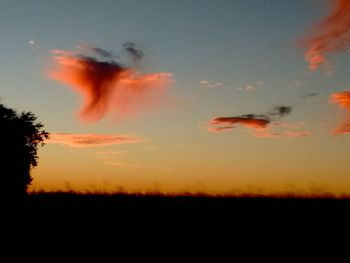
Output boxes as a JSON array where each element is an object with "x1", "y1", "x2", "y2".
[{"x1": 28, "y1": 135, "x2": 350, "y2": 197}]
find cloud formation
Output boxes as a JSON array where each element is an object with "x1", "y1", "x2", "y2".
[
  {"x1": 237, "y1": 81, "x2": 263, "y2": 92},
  {"x1": 49, "y1": 43, "x2": 173, "y2": 122},
  {"x1": 123, "y1": 42, "x2": 144, "y2": 61},
  {"x1": 330, "y1": 90, "x2": 350, "y2": 134},
  {"x1": 302, "y1": 0, "x2": 350, "y2": 73},
  {"x1": 268, "y1": 106, "x2": 293, "y2": 118},
  {"x1": 199, "y1": 80, "x2": 224, "y2": 88},
  {"x1": 208, "y1": 106, "x2": 292, "y2": 132},
  {"x1": 207, "y1": 106, "x2": 311, "y2": 138},
  {"x1": 210, "y1": 115, "x2": 270, "y2": 130},
  {"x1": 48, "y1": 133, "x2": 144, "y2": 148}
]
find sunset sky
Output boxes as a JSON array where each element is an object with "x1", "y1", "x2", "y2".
[{"x1": 1, "y1": 0, "x2": 350, "y2": 195}]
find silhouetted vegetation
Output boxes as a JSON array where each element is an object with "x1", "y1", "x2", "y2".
[
  {"x1": 0, "y1": 103, "x2": 49, "y2": 201},
  {"x1": 21, "y1": 191, "x2": 350, "y2": 217}
]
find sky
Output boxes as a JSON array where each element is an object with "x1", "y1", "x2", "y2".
[{"x1": 1, "y1": 0, "x2": 350, "y2": 195}]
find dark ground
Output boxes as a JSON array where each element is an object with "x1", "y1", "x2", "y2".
[
  {"x1": 10, "y1": 192, "x2": 350, "y2": 217},
  {"x1": 4, "y1": 192, "x2": 350, "y2": 239}
]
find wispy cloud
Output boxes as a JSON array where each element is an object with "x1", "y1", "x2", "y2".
[
  {"x1": 95, "y1": 151, "x2": 131, "y2": 167},
  {"x1": 206, "y1": 106, "x2": 311, "y2": 138},
  {"x1": 28, "y1": 40, "x2": 37, "y2": 51},
  {"x1": 207, "y1": 126, "x2": 235, "y2": 133},
  {"x1": 267, "y1": 106, "x2": 292, "y2": 118},
  {"x1": 252, "y1": 131, "x2": 281, "y2": 138},
  {"x1": 284, "y1": 131, "x2": 311, "y2": 138},
  {"x1": 273, "y1": 121, "x2": 305, "y2": 129},
  {"x1": 301, "y1": 0, "x2": 350, "y2": 73},
  {"x1": 330, "y1": 90, "x2": 350, "y2": 134},
  {"x1": 252, "y1": 130, "x2": 311, "y2": 139},
  {"x1": 96, "y1": 151, "x2": 127, "y2": 155},
  {"x1": 301, "y1": 92, "x2": 318, "y2": 99},
  {"x1": 199, "y1": 80, "x2": 224, "y2": 88},
  {"x1": 288, "y1": 80, "x2": 301, "y2": 89},
  {"x1": 48, "y1": 133, "x2": 144, "y2": 148},
  {"x1": 122, "y1": 42, "x2": 144, "y2": 61},
  {"x1": 237, "y1": 81, "x2": 263, "y2": 92},
  {"x1": 207, "y1": 106, "x2": 292, "y2": 133},
  {"x1": 48, "y1": 43, "x2": 174, "y2": 122}
]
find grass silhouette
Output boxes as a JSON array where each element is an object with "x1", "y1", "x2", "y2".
[
  {"x1": 18, "y1": 190, "x2": 350, "y2": 215},
  {"x1": 5, "y1": 190, "x2": 349, "y2": 233}
]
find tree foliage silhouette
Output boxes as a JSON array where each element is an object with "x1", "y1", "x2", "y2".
[{"x1": 0, "y1": 103, "x2": 49, "y2": 199}]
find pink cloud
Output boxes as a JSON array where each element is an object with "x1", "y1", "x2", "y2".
[
  {"x1": 48, "y1": 133, "x2": 144, "y2": 148},
  {"x1": 210, "y1": 116, "x2": 269, "y2": 130},
  {"x1": 302, "y1": 0, "x2": 350, "y2": 73},
  {"x1": 207, "y1": 106, "x2": 311, "y2": 139},
  {"x1": 48, "y1": 44, "x2": 174, "y2": 122},
  {"x1": 330, "y1": 90, "x2": 350, "y2": 134}
]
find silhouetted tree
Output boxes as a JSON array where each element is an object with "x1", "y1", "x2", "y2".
[{"x1": 0, "y1": 103, "x2": 49, "y2": 200}]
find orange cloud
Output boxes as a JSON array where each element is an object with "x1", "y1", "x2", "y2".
[
  {"x1": 48, "y1": 133, "x2": 144, "y2": 148},
  {"x1": 302, "y1": 0, "x2": 350, "y2": 73},
  {"x1": 208, "y1": 106, "x2": 293, "y2": 133},
  {"x1": 207, "y1": 106, "x2": 311, "y2": 139},
  {"x1": 330, "y1": 91, "x2": 350, "y2": 134},
  {"x1": 207, "y1": 126, "x2": 235, "y2": 133},
  {"x1": 210, "y1": 116, "x2": 269, "y2": 130},
  {"x1": 49, "y1": 44, "x2": 174, "y2": 122}
]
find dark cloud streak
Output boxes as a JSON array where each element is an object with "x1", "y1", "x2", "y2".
[
  {"x1": 91, "y1": 47, "x2": 114, "y2": 59},
  {"x1": 268, "y1": 106, "x2": 292, "y2": 118},
  {"x1": 123, "y1": 42, "x2": 144, "y2": 61},
  {"x1": 301, "y1": 93, "x2": 318, "y2": 99},
  {"x1": 208, "y1": 105, "x2": 292, "y2": 132}
]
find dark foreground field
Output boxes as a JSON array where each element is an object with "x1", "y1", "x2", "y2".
[
  {"x1": 5, "y1": 192, "x2": 350, "y2": 236},
  {"x1": 12, "y1": 192, "x2": 350, "y2": 217}
]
